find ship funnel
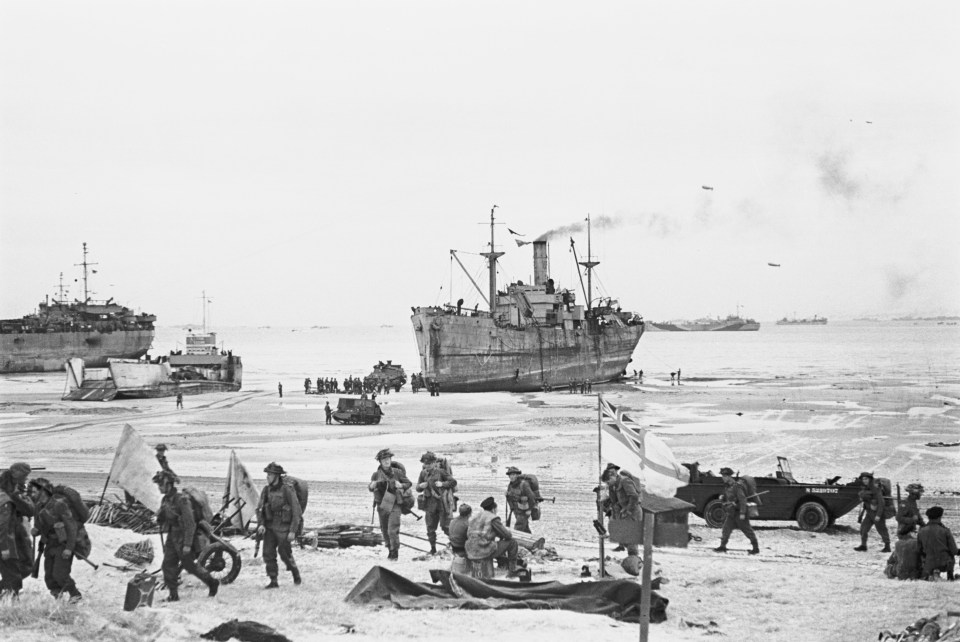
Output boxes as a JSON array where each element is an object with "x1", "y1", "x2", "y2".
[{"x1": 533, "y1": 241, "x2": 550, "y2": 288}]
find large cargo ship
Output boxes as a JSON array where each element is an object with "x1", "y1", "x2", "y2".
[
  {"x1": 776, "y1": 315, "x2": 827, "y2": 325},
  {"x1": 410, "y1": 209, "x2": 645, "y2": 392},
  {"x1": 0, "y1": 243, "x2": 155, "y2": 373}
]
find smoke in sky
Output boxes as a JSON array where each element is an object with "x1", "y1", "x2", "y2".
[
  {"x1": 534, "y1": 212, "x2": 677, "y2": 242},
  {"x1": 817, "y1": 150, "x2": 862, "y2": 200},
  {"x1": 883, "y1": 265, "x2": 920, "y2": 302}
]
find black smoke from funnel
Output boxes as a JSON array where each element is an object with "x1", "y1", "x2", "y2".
[{"x1": 534, "y1": 213, "x2": 676, "y2": 242}]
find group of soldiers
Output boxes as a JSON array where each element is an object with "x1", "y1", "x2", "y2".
[
  {"x1": 367, "y1": 449, "x2": 535, "y2": 576},
  {"x1": 0, "y1": 462, "x2": 91, "y2": 602}
]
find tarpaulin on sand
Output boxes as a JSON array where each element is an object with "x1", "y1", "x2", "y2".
[
  {"x1": 108, "y1": 424, "x2": 162, "y2": 512},
  {"x1": 344, "y1": 566, "x2": 668, "y2": 623},
  {"x1": 222, "y1": 450, "x2": 260, "y2": 530}
]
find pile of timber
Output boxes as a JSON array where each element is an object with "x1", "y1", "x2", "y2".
[
  {"x1": 302, "y1": 523, "x2": 383, "y2": 549},
  {"x1": 87, "y1": 500, "x2": 159, "y2": 534}
]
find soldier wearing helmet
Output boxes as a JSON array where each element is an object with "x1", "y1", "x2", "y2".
[
  {"x1": 416, "y1": 451, "x2": 457, "y2": 554},
  {"x1": 854, "y1": 471, "x2": 891, "y2": 553},
  {"x1": 505, "y1": 466, "x2": 538, "y2": 534},
  {"x1": 28, "y1": 478, "x2": 90, "y2": 602},
  {"x1": 713, "y1": 467, "x2": 760, "y2": 556},
  {"x1": 368, "y1": 449, "x2": 412, "y2": 561},
  {"x1": 0, "y1": 462, "x2": 35, "y2": 600},
  {"x1": 256, "y1": 462, "x2": 301, "y2": 589},
  {"x1": 153, "y1": 470, "x2": 219, "y2": 601},
  {"x1": 896, "y1": 483, "x2": 925, "y2": 533}
]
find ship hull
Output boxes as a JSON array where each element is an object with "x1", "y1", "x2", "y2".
[
  {"x1": 411, "y1": 312, "x2": 644, "y2": 392},
  {"x1": 1, "y1": 330, "x2": 154, "y2": 373},
  {"x1": 647, "y1": 321, "x2": 760, "y2": 332}
]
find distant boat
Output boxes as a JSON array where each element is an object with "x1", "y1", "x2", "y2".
[
  {"x1": 776, "y1": 315, "x2": 828, "y2": 326},
  {"x1": 646, "y1": 305, "x2": 759, "y2": 332}
]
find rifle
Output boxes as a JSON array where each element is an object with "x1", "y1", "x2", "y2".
[
  {"x1": 254, "y1": 530, "x2": 262, "y2": 558},
  {"x1": 74, "y1": 551, "x2": 99, "y2": 570},
  {"x1": 31, "y1": 538, "x2": 44, "y2": 579},
  {"x1": 896, "y1": 483, "x2": 902, "y2": 514},
  {"x1": 506, "y1": 506, "x2": 513, "y2": 528}
]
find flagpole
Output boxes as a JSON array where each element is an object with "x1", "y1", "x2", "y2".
[{"x1": 597, "y1": 393, "x2": 605, "y2": 578}]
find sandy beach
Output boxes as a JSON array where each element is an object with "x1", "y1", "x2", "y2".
[{"x1": 2, "y1": 371, "x2": 959, "y2": 641}]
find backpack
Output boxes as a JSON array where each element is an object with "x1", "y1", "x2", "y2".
[
  {"x1": 182, "y1": 486, "x2": 214, "y2": 525},
  {"x1": 738, "y1": 475, "x2": 761, "y2": 505},
  {"x1": 53, "y1": 485, "x2": 90, "y2": 523},
  {"x1": 520, "y1": 474, "x2": 543, "y2": 521},
  {"x1": 284, "y1": 477, "x2": 309, "y2": 515},
  {"x1": 876, "y1": 477, "x2": 895, "y2": 518}
]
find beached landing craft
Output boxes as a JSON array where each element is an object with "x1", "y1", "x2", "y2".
[
  {"x1": 0, "y1": 243, "x2": 155, "y2": 373},
  {"x1": 410, "y1": 209, "x2": 645, "y2": 392}
]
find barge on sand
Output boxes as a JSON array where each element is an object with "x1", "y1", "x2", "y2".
[
  {"x1": 410, "y1": 209, "x2": 644, "y2": 392},
  {"x1": 1, "y1": 243, "x2": 155, "y2": 373}
]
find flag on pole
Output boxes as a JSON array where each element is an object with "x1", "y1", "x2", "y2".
[
  {"x1": 108, "y1": 424, "x2": 162, "y2": 512},
  {"x1": 515, "y1": 239, "x2": 531, "y2": 247},
  {"x1": 223, "y1": 450, "x2": 260, "y2": 530},
  {"x1": 598, "y1": 395, "x2": 689, "y2": 496}
]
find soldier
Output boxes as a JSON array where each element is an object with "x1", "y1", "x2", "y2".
[
  {"x1": 854, "y1": 472, "x2": 891, "y2": 553},
  {"x1": 0, "y1": 462, "x2": 35, "y2": 600},
  {"x1": 505, "y1": 467, "x2": 538, "y2": 534},
  {"x1": 885, "y1": 523, "x2": 921, "y2": 580},
  {"x1": 368, "y1": 448, "x2": 412, "y2": 561},
  {"x1": 153, "y1": 470, "x2": 219, "y2": 601},
  {"x1": 466, "y1": 497, "x2": 519, "y2": 576},
  {"x1": 603, "y1": 464, "x2": 641, "y2": 557},
  {"x1": 28, "y1": 478, "x2": 90, "y2": 602},
  {"x1": 448, "y1": 504, "x2": 471, "y2": 559},
  {"x1": 416, "y1": 452, "x2": 457, "y2": 554},
  {"x1": 896, "y1": 483, "x2": 925, "y2": 533},
  {"x1": 256, "y1": 463, "x2": 302, "y2": 589},
  {"x1": 324, "y1": 402, "x2": 333, "y2": 425},
  {"x1": 917, "y1": 506, "x2": 957, "y2": 581},
  {"x1": 175, "y1": 392, "x2": 183, "y2": 409},
  {"x1": 714, "y1": 467, "x2": 760, "y2": 555}
]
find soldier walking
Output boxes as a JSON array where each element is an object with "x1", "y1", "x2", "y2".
[
  {"x1": 0, "y1": 462, "x2": 35, "y2": 600},
  {"x1": 505, "y1": 467, "x2": 538, "y2": 534},
  {"x1": 897, "y1": 483, "x2": 925, "y2": 533},
  {"x1": 714, "y1": 467, "x2": 760, "y2": 555},
  {"x1": 368, "y1": 449, "x2": 411, "y2": 561},
  {"x1": 602, "y1": 464, "x2": 641, "y2": 558},
  {"x1": 416, "y1": 452, "x2": 457, "y2": 554},
  {"x1": 28, "y1": 478, "x2": 90, "y2": 602},
  {"x1": 854, "y1": 472, "x2": 891, "y2": 552},
  {"x1": 256, "y1": 463, "x2": 302, "y2": 589},
  {"x1": 152, "y1": 470, "x2": 219, "y2": 601}
]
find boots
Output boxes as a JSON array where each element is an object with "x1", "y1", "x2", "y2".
[
  {"x1": 713, "y1": 545, "x2": 728, "y2": 553},
  {"x1": 853, "y1": 544, "x2": 868, "y2": 552},
  {"x1": 387, "y1": 548, "x2": 399, "y2": 561},
  {"x1": 291, "y1": 568, "x2": 302, "y2": 586},
  {"x1": 165, "y1": 586, "x2": 180, "y2": 602},
  {"x1": 881, "y1": 543, "x2": 891, "y2": 553},
  {"x1": 429, "y1": 534, "x2": 437, "y2": 555},
  {"x1": 207, "y1": 578, "x2": 219, "y2": 597},
  {"x1": 749, "y1": 542, "x2": 760, "y2": 555},
  {"x1": 68, "y1": 587, "x2": 83, "y2": 603},
  {"x1": 265, "y1": 577, "x2": 279, "y2": 589}
]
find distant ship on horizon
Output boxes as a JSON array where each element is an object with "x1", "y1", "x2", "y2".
[
  {"x1": 776, "y1": 315, "x2": 828, "y2": 326},
  {"x1": 647, "y1": 307, "x2": 760, "y2": 332}
]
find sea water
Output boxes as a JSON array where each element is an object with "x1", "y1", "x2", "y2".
[{"x1": 153, "y1": 321, "x2": 960, "y2": 390}]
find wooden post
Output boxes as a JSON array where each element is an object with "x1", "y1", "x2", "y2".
[
  {"x1": 639, "y1": 508, "x2": 654, "y2": 642},
  {"x1": 97, "y1": 474, "x2": 111, "y2": 505}
]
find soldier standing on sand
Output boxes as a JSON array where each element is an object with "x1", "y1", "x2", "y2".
[
  {"x1": 152, "y1": 470, "x2": 219, "y2": 601},
  {"x1": 416, "y1": 452, "x2": 457, "y2": 554},
  {"x1": 368, "y1": 449, "x2": 412, "y2": 561},
  {"x1": 897, "y1": 483, "x2": 925, "y2": 533},
  {"x1": 278, "y1": 382, "x2": 283, "y2": 398},
  {"x1": 714, "y1": 467, "x2": 760, "y2": 555},
  {"x1": 28, "y1": 478, "x2": 91, "y2": 602},
  {"x1": 324, "y1": 402, "x2": 333, "y2": 425},
  {"x1": 854, "y1": 472, "x2": 891, "y2": 553},
  {"x1": 505, "y1": 467, "x2": 538, "y2": 534},
  {"x1": 0, "y1": 462, "x2": 34, "y2": 600},
  {"x1": 602, "y1": 464, "x2": 641, "y2": 558},
  {"x1": 176, "y1": 392, "x2": 183, "y2": 409},
  {"x1": 256, "y1": 463, "x2": 302, "y2": 589}
]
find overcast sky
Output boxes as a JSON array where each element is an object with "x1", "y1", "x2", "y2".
[{"x1": 2, "y1": 1, "x2": 957, "y2": 326}]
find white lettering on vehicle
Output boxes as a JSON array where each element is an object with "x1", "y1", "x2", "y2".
[{"x1": 806, "y1": 488, "x2": 838, "y2": 493}]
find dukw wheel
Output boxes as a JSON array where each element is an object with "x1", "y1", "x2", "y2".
[
  {"x1": 197, "y1": 542, "x2": 241, "y2": 584},
  {"x1": 703, "y1": 498, "x2": 726, "y2": 528},
  {"x1": 796, "y1": 501, "x2": 829, "y2": 532}
]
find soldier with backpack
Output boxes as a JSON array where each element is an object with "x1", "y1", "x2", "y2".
[
  {"x1": 256, "y1": 462, "x2": 302, "y2": 589},
  {"x1": 152, "y1": 470, "x2": 219, "y2": 601},
  {"x1": 416, "y1": 452, "x2": 457, "y2": 554},
  {"x1": 602, "y1": 464, "x2": 641, "y2": 557},
  {"x1": 368, "y1": 449, "x2": 412, "y2": 561},
  {"x1": 854, "y1": 472, "x2": 891, "y2": 553},
  {"x1": 714, "y1": 467, "x2": 760, "y2": 555},
  {"x1": 27, "y1": 478, "x2": 90, "y2": 602},
  {"x1": 505, "y1": 467, "x2": 539, "y2": 534},
  {"x1": 0, "y1": 462, "x2": 35, "y2": 600}
]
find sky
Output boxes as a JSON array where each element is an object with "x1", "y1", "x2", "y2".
[{"x1": 2, "y1": 1, "x2": 958, "y2": 327}]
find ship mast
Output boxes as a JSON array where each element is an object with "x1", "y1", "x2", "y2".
[
  {"x1": 479, "y1": 205, "x2": 504, "y2": 313},
  {"x1": 578, "y1": 214, "x2": 599, "y2": 311},
  {"x1": 74, "y1": 242, "x2": 98, "y2": 304}
]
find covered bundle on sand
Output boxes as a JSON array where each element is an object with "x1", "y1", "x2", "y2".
[
  {"x1": 87, "y1": 500, "x2": 159, "y2": 534},
  {"x1": 302, "y1": 524, "x2": 383, "y2": 548},
  {"x1": 345, "y1": 566, "x2": 668, "y2": 624}
]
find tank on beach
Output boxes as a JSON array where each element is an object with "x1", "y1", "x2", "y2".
[{"x1": 410, "y1": 209, "x2": 645, "y2": 392}]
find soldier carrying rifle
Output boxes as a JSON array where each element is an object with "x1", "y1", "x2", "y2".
[
  {"x1": 713, "y1": 467, "x2": 760, "y2": 555},
  {"x1": 28, "y1": 478, "x2": 90, "y2": 602}
]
